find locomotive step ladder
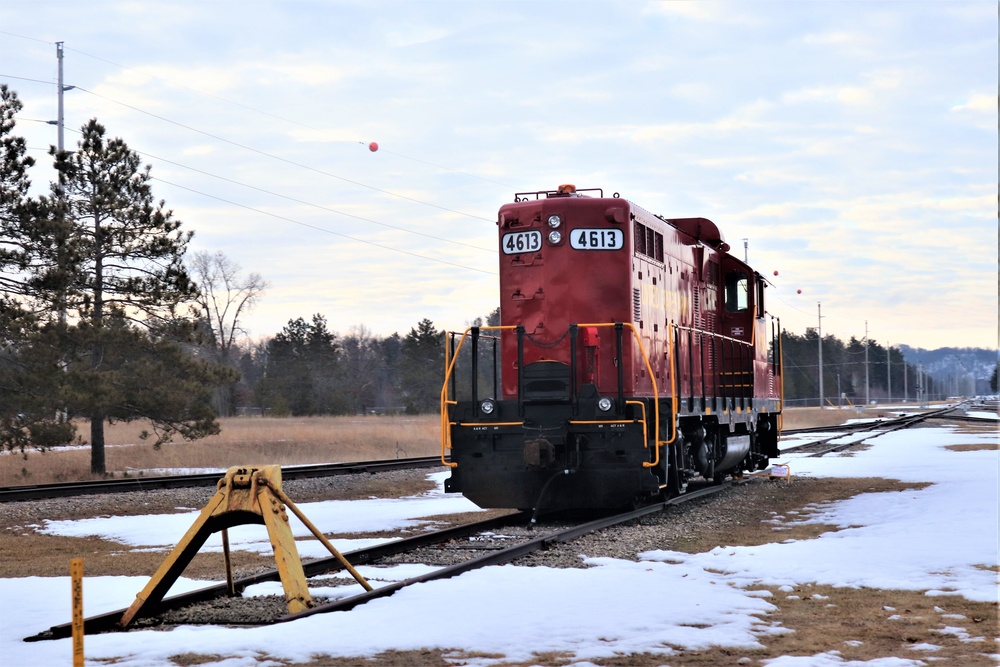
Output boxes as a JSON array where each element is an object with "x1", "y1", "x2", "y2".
[{"x1": 119, "y1": 465, "x2": 371, "y2": 627}]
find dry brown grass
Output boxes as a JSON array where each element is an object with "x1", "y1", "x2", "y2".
[
  {"x1": 0, "y1": 415, "x2": 441, "y2": 486},
  {"x1": 780, "y1": 407, "x2": 854, "y2": 430},
  {"x1": 946, "y1": 443, "x2": 998, "y2": 452}
]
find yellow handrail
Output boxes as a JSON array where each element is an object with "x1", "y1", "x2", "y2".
[
  {"x1": 625, "y1": 400, "x2": 647, "y2": 447},
  {"x1": 439, "y1": 325, "x2": 518, "y2": 468},
  {"x1": 576, "y1": 322, "x2": 669, "y2": 468}
]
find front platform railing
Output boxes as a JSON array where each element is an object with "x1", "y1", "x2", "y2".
[{"x1": 440, "y1": 322, "x2": 678, "y2": 470}]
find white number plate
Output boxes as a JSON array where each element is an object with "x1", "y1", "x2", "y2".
[
  {"x1": 502, "y1": 230, "x2": 542, "y2": 255},
  {"x1": 570, "y1": 228, "x2": 624, "y2": 250}
]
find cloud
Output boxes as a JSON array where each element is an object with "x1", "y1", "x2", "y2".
[
  {"x1": 950, "y1": 92, "x2": 996, "y2": 114},
  {"x1": 642, "y1": 1, "x2": 761, "y2": 26}
]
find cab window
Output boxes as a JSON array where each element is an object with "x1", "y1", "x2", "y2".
[{"x1": 725, "y1": 271, "x2": 749, "y2": 312}]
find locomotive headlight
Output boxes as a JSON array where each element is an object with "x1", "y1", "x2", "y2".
[
  {"x1": 480, "y1": 399, "x2": 497, "y2": 415},
  {"x1": 547, "y1": 214, "x2": 562, "y2": 228},
  {"x1": 548, "y1": 230, "x2": 562, "y2": 244},
  {"x1": 597, "y1": 397, "x2": 614, "y2": 413}
]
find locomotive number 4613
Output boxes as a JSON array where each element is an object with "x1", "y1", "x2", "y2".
[
  {"x1": 570, "y1": 228, "x2": 624, "y2": 250},
  {"x1": 502, "y1": 231, "x2": 542, "y2": 255}
]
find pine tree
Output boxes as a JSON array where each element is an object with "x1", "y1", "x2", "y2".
[
  {"x1": 0, "y1": 85, "x2": 77, "y2": 452},
  {"x1": 400, "y1": 318, "x2": 444, "y2": 413},
  {"x1": 47, "y1": 118, "x2": 232, "y2": 474},
  {"x1": 259, "y1": 314, "x2": 340, "y2": 415}
]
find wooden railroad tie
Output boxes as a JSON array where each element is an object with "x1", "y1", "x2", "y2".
[{"x1": 120, "y1": 464, "x2": 371, "y2": 627}]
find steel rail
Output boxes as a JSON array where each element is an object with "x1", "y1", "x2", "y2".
[
  {"x1": 780, "y1": 405, "x2": 960, "y2": 457},
  {"x1": 2, "y1": 456, "x2": 445, "y2": 503},
  {"x1": 25, "y1": 510, "x2": 530, "y2": 641},
  {"x1": 277, "y1": 482, "x2": 729, "y2": 623}
]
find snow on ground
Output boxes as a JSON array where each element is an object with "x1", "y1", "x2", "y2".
[
  {"x1": 2, "y1": 426, "x2": 997, "y2": 667},
  {"x1": 644, "y1": 427, "x2": 999, "y2": 602}
]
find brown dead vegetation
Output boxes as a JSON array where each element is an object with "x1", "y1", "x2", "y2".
[
  {"x1": 780, "y1": 407, "x2": 854, "y2": 430},
  {"x1": 0, "y1": 415, "x2": 441, "y2": 486},
  {"x1": 0, "y1": 531, "x2": 278, "y2": 579},
  {"x1": 946, "y1": 443, "x2": 998, "y2": 452}
]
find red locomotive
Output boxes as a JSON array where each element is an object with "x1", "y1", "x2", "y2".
[{"x1": 442, "y1": 185, "x2": 782, "y2": 511}]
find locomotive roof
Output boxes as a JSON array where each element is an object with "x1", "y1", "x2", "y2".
[{"x1": 505, "y1": 186, "x2": 735, "y2": 256}]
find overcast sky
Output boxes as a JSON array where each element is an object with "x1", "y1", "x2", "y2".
[{"x1": 1, "y1": 1, "x2": 996, "y2": 350}]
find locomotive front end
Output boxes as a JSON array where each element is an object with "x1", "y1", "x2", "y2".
[{"x1": 443, "y1": 187, "x2": 663, "y2": 511}]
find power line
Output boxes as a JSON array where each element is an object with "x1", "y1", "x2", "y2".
[
  {"x1": 59, "y1": 44, "x2": 517, "y2": 190},
  {"x1": 33, "y1": 120, "x2": 493, "y2": 255},
  {"x1": 140, "y1": 150, "x2": 494, "y2": 254},
  {"x1": 0, "y1": 31, "x2": 51, "y2": 45},
  {"x1": 0, "y1": 74, "x2": 55, "y2": 85},
  {"x1": 152, "y1": 177, "x2": 498, "y2": 276},
  {"x1": 73, "y1": 86, "x2": 494, "y2": 223}
]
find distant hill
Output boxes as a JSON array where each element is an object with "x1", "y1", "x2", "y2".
[{"x1": 898, "y1": 345, "x2": 997, "y2": 394}]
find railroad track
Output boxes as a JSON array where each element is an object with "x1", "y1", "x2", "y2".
[
  {"x1": 26, "y1": 482, "x2": 730, "y2": 641},
  {"x1": 779, "y1": 404, "x2": 963, "y2": 458},
  {"x1": 0, "y1": 456, "x2": 444, "y2": 503}
]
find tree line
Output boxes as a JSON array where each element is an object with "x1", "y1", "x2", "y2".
[
  {"x1": 780, "y1": 329, "x2": 937, "y2": 406},
  {"x1": 225, "y1": 310, "x2": 499, "y2": 419}
]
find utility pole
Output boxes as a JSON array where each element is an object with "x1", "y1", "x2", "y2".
[
  {"x1": 48, "y1": 42, "x2": 75, "y2": 329},
  {"x1": 864, "y1": 320, "x2": 870, "y2": 406},
  {"x1": 817, "y1": 302, "x2": 824, "y2": 408},
  {"x1": 48, "y1": 42, "x2": 76, "y2": 152},
  {"x1": 742, "y1": 238, "x2": 748, "y2": 263},
  {"x1": 56, "y1": 42, "x2": 70, "y2": 152},
  {"x1": 886, "y1": 343, "x2": 891, "y2": 403},
  {"x1": 916, "y1": 364, "x2": 923, "y2": 406},
  {"x1": 57, "y1": 42, "x2": 65, "y2": 152},
  {"x1": 903, "y1": 359, "x2": 907, "y2": 402}
]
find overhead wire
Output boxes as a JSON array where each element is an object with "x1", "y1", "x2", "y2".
[
  {"x1": 140, "y1": 150, "x2": 495, "y2": 254},
  {"x1": 73, "y1": 85, "x2": 495, "y2": 223},
  {"x1": 2, "y1": 33, "x2": 502, "y2": 223},
  {"x1": 4, "y1": 108, "x2": 498, "y2": 270},
  {"x1": 2, "y1": 32, "x2": 508, "y2": 271},
  {"x1": 152, "y1": 177, "x2": 498, "y2": 276},
  {"x1": 61, "y1": 44, "x2": 517, "y2": 189}
]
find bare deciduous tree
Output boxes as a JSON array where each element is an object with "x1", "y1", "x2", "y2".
[{"x1": 190, "y1": 250, "x2": 268, "y2": 364}]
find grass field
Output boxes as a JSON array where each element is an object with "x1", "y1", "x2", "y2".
[
  {"x1": 0, "y1": 415, "x2": 441, "y2": 486},
  {"x1": 0, "y1": 406, "x2": 906, "y2": 486}
]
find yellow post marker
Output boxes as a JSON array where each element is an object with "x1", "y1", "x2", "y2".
[{"x1": 70, "y1": 558, "x2": 83, "y2": 667}]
